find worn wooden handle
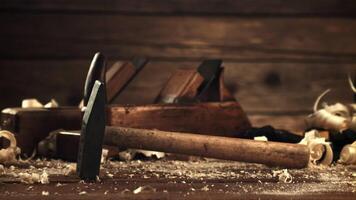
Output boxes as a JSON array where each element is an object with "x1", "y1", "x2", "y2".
[{"x1": 104, "y1": 126, "x2": 310, "y2": 168}]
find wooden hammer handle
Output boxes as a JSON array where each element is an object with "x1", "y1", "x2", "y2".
[{"x1": 105, "y1": 126, "x2": 310, "y2": 168}]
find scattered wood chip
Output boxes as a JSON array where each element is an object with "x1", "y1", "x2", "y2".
[
  {"x1": 17, "y1": 170, "x2": 50, "y2": 184},
  {"x1": 272, "y1": 169, "x2": 293, "y2": 183},
  {"x1": 201, "y1": 185, "x2": 209, "y2": 191},
  {"x1": 0, "y1": 164, "x2": 4, "y2": 174},
  {"x1": 121, "y1": 189, "x2": 130, "y2": 194},
  {"x1": 63, "y1": 164, "x2": 76, "y2": 175},
  {"x1": 133, "y1": 185, "x2": 156, "y2": 194}
]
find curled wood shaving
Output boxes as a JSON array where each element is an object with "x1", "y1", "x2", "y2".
[
  {"x1": 348, "y1": 75, "x2": 356, "y2": 93},
  {"x1": 307, "y1": 82, "x2": 356, "y2": 132},
  {"x1": 313, "y1": 89, "x2": 331, "y2": 112},
  {"x1": 306, "y1": 109, "x2": 350, "y2": 132},
  {"x1": 272, "y1": 169, "x2": 293, "y2": 183},
  {"x1": 339, "y1": 141, "x2": 356, "y2": 165},
  {"x1": 324, "y1": 103, "x2": 351, "y2": 119},
  {"x1": 300, "y1": 130, "x2": 334, "y2": 166},
  {"x1": 0, "y1": 130, "x2": 21, "y2": 164},
  {"x1": 0, "y1": 164, "x2": 4, "y2": 174},
  {"x1": 308, "y1": 89, "x2": 352, "y2": 132},
  {"x1": 349, "y1": 117, "x2": 356, "y2": 131}
]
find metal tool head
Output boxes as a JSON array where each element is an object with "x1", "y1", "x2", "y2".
[
  {"x1": 83, "y1": 52, "x2": 106, "y2": 106},
  {"x1": 131, "y1": 57, "x2": 149, "y2": 71},
  {"x1": 197, "y1": 59, "x2": 223, "y2": 100},
  {"x1": 77, "y1": 80, "x2": 106, "y2": 180}
]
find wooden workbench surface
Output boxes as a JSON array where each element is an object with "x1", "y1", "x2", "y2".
[{"x1": 0, "y1": 158, "x2": 355, "y2": 200}]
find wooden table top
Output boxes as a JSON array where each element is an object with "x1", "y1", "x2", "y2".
[{"x1": 0, "y1": 158, "x2": 355, "y2": 200}]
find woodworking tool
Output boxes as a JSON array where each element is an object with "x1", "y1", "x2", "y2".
[
  {"x1": 155, "y1": 59, "x2": 232, "y2": 103},
  {"x1": 83, "y1": 52, "x2": 106, "y2": 106},
  {"x1": 77, "y1": 81, "x2": 310, "y2": 180}
]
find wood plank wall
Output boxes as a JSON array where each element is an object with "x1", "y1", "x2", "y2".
[{"x1": 1, "y1": 0, "x2": 356, "y2": 130}]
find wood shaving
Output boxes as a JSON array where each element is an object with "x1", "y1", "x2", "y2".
[
  {"x1": 300, "y1": 130, "x2": 334, "y2": 166},
  {"x1": 348, "y1": 75, "x2": 356, "y2": 93},
  {"x1": 17, "y1": 170, "x2": 49, "y2": 184},
  {"x1": 339, "y1": 141, "x2": 356, "y2": 165},
  {"x1": 121, "y1": 189, "x2": 131, "y2": 194},
  {"x1": 44, "y1": 99, "x2": 59, "y2": 108},
  {"x1": 22, "y1": 99, "x2": 43, "y2": 108},
  {"x1": 63, "y1": 164, "x2": 76, "y2": 175},
  {"x1": 133, "y1": 185, "x2": 156, "y2": 194},
  {"x1": 201, "y1": 185, "x2": 209, "y2": 191},
  {"x1": 0, "y1": 164, "x2": 4, "y2": 174},
  {"x1": 118, "y1": 149, "x2": 165, "y2": 161},
  {"x1": 101, "y1": 149, "x2": 109, "y2": 163},
  {"x1": 306, "y1": 109, "x2": 350, "y2": 132},
  {"x1": 41, "y1": 191, "x2": 49, "y2": 196},
  {"x1": 272, "y1": 169, "x2": 293, "y2": 183},
  {"x1": 254, "y1": 136, "x2": 268, "y2": 141},
  {"x1": 22, "y1": 98, "x2": 59, "y2": 108},
  {"x1": 306, "y1": 89, "x2": 352, "y2": 132},
  {"x1": 78, "y1": 191, "x2": 87, "y2": 195},
  {"x1": 0, "y1": 131, "x2": 21, "y2": 164},
  {"x1": 106, "y1": 173, "x2": 114, "y2": 178}
]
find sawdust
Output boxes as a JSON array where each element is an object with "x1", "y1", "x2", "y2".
[{"x1": 0, "y1": 158, "x2": 355, "y2": 197}]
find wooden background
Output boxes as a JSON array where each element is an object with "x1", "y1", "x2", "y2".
[{"x1": 1, "y1": 0, "x2": 356, "y2": 131}]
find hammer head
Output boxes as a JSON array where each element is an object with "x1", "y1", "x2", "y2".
[
  {"x1": 77, "y1": 80, "x2": 106, "y2": 180},
  {"x1": 83, "y1": 53, "x2": 106, "y2": 106}
]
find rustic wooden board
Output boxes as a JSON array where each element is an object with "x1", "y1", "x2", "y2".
[
  {"x1": 0, "y1": 60, "x2": 87, "y2": 108},
  {"x1": 1, "y1": 0, "x2": 356, "y2": 16},
  {"x1": 108, "y1": 102, "x2": 251, "y2": 137},
  {"x1": 0, "y1": 60, "x2": 354, "y2": 114},
  {"x1": 1, "y1": 15, "x2": 356, "y2": 61}
]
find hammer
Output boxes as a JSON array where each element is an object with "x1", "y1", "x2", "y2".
[{"x1": 77, "y1": 81, "x2": 310, "y2": 180}]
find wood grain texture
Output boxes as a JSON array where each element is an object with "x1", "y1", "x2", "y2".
[
  {"x1": 105, "y1": 126, "x2": 309, "y2": 168},
  {"x1": 1, "y1": 0, "x2": 356, "y2": 16},
  {"x1": 108, "y1": 102, "x2": 251, "y2": 137},
  {"x1": 1, "y1": 60, "x2": 354, "y2": 114},
  {"x1": 0, "y1": 60, "x2": 88, "y2": 108},
  {"x1": 1, "y1": 1, "x2": 355, "y2": 118},
  {"x1": 1, "y1": 15, "x2": 356, "y2": 62}
]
